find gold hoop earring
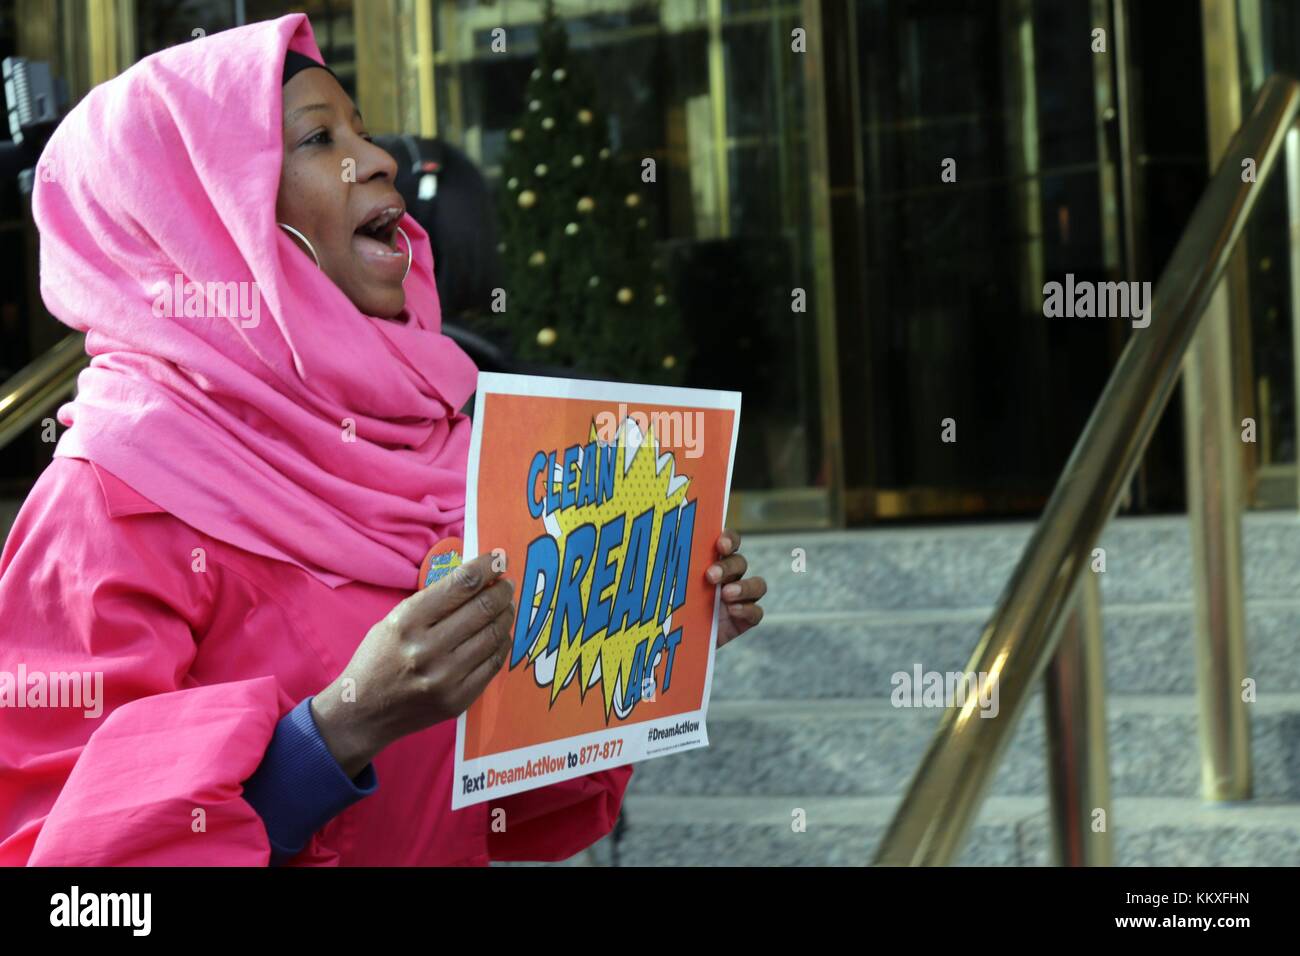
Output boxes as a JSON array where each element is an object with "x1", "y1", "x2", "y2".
[
  {"x1": 396, "y1": 225, "x2": 413, "y2": 282},
  {"x1": 277, "y1": 222, "x2": 321, "y2": 270}
]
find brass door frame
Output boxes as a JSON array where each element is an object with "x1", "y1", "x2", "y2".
[
  {"x1": 1200, "y1": 0, "x2": 1259, "y2": 505},
  {"x1": 16, "y1": 0, "x2": 135, "y2": 103},
  {"x1": 1229, "y1": 0, "x2": 1300, "y2": 510},
  {"x1": 354, "y1": 0, "x2": 436, "y2": 137},
  {"x1": 1193, "y1": 0, "x2": 1300, "y2": 512}
]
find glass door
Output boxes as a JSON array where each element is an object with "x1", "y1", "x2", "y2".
[{"x1": 837, "y1": 0, "x2": 1129, "y2": 520}]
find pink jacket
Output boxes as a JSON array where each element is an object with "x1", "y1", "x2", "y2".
[{"x1": 0, "y1": 456, "x2": 632, "y2": 865}]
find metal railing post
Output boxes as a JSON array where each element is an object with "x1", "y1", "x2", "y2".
[
  {"x1": 1044, "y1": 571, "x2": 1113, "y2": 865},
  {"x1": 1181, "y1": 290, "x2": 1253, "y2": 802}
]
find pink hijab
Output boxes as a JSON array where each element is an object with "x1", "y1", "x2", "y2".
[{"x1": 33, "y1": 14, "x2": 477, "y2": 590}]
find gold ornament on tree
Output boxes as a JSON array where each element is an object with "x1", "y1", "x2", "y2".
[
  {"x1": 577, "y1": 109, "x2": 593, "y2": 125},
  {"x1": 537, "y1": 327, "x2": 557, "y2": 346},
  {"x1": 534, "y1": 163, "x2": 548, "y2": 177},
  {"x1": 616, "y1": 287, "x2": 634, "y2": 304},
  {"x1": 517, "y1": 189, "x2": 537, "y2": 209},
  {"x1": 528, "y1": 250, "x2": 547, "y2": 267},
  {"x1": 662, "y1": 355, "x2": 677, "y2": 369},
  {"x1": 509, "y1": 127, "x2": 525, "y2": 142},
  {"x1": 577, "y1": 196, "x2": 595, "y2": 213},
  {"x1": 541, "y1": 117, "x2": 555, "y2": 131},
  {"x1": 625, "y1": 193, "x2": 640, "y2": 208}
]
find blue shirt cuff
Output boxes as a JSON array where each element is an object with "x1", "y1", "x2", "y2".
[{"x1": 242, "y1": 696, "x2": 378, "y2": 865}]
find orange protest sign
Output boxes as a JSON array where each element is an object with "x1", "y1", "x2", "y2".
[{"x1": 451, "y1": 373, "x2": 741, "y2": 808}]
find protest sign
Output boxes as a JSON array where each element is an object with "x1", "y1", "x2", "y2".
[{"x1": 447, "y1": 373, "x2": 741, "y2": 809}]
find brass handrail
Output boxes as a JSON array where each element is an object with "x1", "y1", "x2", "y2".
[
  {"x1": 0, "y1": 333, "x2": 89, "y2": 450},
  {"x1": 873, "y1": 73, "x2": 1300, "y2": 865}
]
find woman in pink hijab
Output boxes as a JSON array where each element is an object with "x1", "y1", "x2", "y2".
[{"x1": 0, "y1": 14, "x2": 766, "y2": 865}]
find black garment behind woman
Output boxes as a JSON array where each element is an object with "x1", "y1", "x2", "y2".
[{"x1": 378, "y1": 135, "x2": 502, "y2": 323}]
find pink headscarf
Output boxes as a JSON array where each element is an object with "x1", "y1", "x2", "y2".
[{"x1": 33, "y1": 14, "x2": 478, "y2": 590}]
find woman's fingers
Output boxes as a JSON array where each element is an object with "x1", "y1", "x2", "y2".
[
  {"x1": 401, "y1": 553, "x2": 503, "y2": 629},
  {"x1": 430, "y1": 576, "x2": 515, "y2": 649},
  {"x1": 724, "y1": 601, "x2": 764, "y2": 627},
  {"x1": 458, "y1": 616, "x2": 513, "y2": 697},
  {"x1": 706, "y1": 552, "x2": 747, "y2": 584},
  {"x1": 448, "y1": 604, "x2": 514, "y2": 673},
  {"x1": 721, "y1": 576, "x2": 767, "y2": 603}
]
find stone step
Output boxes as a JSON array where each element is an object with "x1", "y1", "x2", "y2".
[
  {"x1": 742, "y1": 513, "x2": 1300, "y2": 614},
  {"x1": 610, "y1": 794, "x2": 1300, "y2": 866},
  {"x1": 712, "y1": 600, "x2": 1300, "y2": 698},
  {"x1": 625, "y1": 695, "x2": 1300, "y2": 800}
]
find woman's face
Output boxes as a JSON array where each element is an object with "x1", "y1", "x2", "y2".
[{"x1": 276, "y1": 68, "x2": 408, "y2": 318}]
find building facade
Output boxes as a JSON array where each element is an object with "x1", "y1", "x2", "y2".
[{"x1": 2, "y1": 0, "x2": 1295, "y2": 532}]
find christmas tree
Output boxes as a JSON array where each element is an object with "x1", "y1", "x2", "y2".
[{"x1": 492, "y1": 0, "x2": 686, "y2": 384}]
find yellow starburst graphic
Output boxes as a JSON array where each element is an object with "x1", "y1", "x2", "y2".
[{"x1": 518, "y1": 416, "x2": 693, "y2": 720}]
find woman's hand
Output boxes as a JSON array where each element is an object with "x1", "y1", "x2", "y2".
[
  {"x1": 311, "y1": 553, "x2": 516, "y2": 778},
  {"x1": 706, "y1": 529, "x2": 766, "y2": 650}
]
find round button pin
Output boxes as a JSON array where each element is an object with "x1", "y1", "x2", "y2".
[{"x1": 418, "y1": 536, "x2": 463, "y2": 590}]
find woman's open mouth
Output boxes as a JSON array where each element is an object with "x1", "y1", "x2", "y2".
[{"x1": 352, "y1": 205, "x2": 407, "y2": 277}]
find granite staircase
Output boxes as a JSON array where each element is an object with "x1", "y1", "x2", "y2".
[{"x1": 610, "y1": 516, "x2": 1300, "y2": 865}]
